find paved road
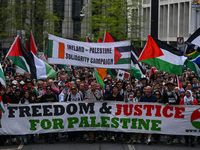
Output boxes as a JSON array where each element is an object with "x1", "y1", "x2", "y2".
[{"x1": 0, "y1": 136, "x2": 200, "y2": 150}]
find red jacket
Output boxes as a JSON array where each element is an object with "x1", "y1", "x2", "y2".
[
  {"x1": 179, "y1": 98, "x2": 198, "y2": 105},
  {"x1": 0, "y1": 95, "x2": 12, "y2": 115}
]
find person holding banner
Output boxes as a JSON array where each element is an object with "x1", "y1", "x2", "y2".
[
  {"x1": 67, "y1": 85, "x2": 82, "y2": 142},
  {"x1": 105, "y1": 85, "x2": 123, "y2": 143},
  {"x1": 40, "y1": 86, "x2": 57, "y2": 143},
  {"x1": 140, "y1": 86, "x2": 157, "y2": 145},
  {"x1": 161, "y1": 81, "x2": 180, "y2": 145},
  {"x1": 84, "y1": 82, "x2": 102, "y2": 143},
  {"x1": 179, "y1": 90, "x2": 198, "y2": 147},
  {"x1": 19, "y1": 90, "x2": 34, "y2": 145}
]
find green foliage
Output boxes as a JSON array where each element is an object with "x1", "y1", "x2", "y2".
[
  {"x1": 82, "y1": 0, "x2": 142, "y2": 45},
  {"x1": 0, "y1": 0, "x2": 62, "y2": 51},
  {"x1": 0, "y1": 0, "x2": 9, "y2": 36}
]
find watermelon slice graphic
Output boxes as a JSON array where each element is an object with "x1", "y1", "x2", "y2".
[{"x1": 191, "y1": 108, "x2": 200, "y2": 129}]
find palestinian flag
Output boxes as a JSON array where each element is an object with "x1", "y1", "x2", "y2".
[
  {"x1": 97, "y1": 37, "x2": 103, "y2": 43},
  {"x1": 0, "y1": 96, "x2": 5, "y2": 113},
  {"x1": 86, "y1": 37, "x2": 93, "y2": 43},
  {"x1": 149, "y1": 67, "x2": 156, "y2": 78},
  {"x1": 103, "y1": 30, "x2": 130, "y2": 65},
  {"x1": 131, "y1": 50, "x2": 144, "y2": 80},
  {"x1": 103, "y1": 30, "x2": 144, "y2": 79},
  {"x1": 185, "y1": 27, "x2": 200, "y2": 65},
  {"x1": 176, "y1": 75, "x2": 182, "y2": 89},
  {"x1": 0, "y1": 63, "x2": 6, "y2": 88},
  {"x1": 25, "y1": 32, "x2": 37, "y2": 55},
  {"x1": 6, "y1": 36, "x2": 30, "y2": 73},
  {"x1": 138, "y1": 35, "x2": 187, "y2": 75},
  {"x1": 184, "y1": 59, "x2": 200, "y2": 80},
  {"x1": 25, "y1": 36, "x2": 57, "y2": 79}
]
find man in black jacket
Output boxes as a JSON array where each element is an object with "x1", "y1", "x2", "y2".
[{"x1": 161, "y1": 81, "x2": 180, "y2": 145}]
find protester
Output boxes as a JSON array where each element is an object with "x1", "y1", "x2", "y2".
[
  {"x1": 105, "y1": 85, "x2": 123, "y2": 143},
  {"x1": 59, "y1": 83, "x2": 70, "y2": 102},
  {"x1": 40, "y1": 86, "x2": 57, "y2": 143},
  {"x1": 1, "y1": 56, "x2": 200, "y2": 147},
  {"x1": 179, "y1": 90, "x2": 198, "y2": 147},
  {"x1": 19, "y1": 90, "x2": 34, "y2": 144},
  {"x1": 140, "y1": 86, "x2": 157, "y2": 145},
  {"x1": 84, "y1": 82, "x2": 102, "y2": 143},
  {"x1": 103, "y1": 84, "x2": 112, "y2": 100},
  {"x1": 161, "y1": 81, "x2": 180, "y2": 145},
  {"x1": 67, "y1": 85, "x2": 81, "y2": 102}
]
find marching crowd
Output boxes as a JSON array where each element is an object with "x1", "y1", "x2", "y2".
[{"x1": 0, "y1": 58, "x2": 200, "y2": 147}]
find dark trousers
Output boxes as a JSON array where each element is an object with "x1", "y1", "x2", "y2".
[
  {"x1": 68, "y1": 132, "x2": 77, "y2": 141},
  {"x1": 185, "y1": 135, "x2": 195, "y2": 143}
]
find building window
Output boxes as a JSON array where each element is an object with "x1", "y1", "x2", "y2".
[
  {"x1": 53, "y1": 0, "x2": 64, "y2": 34},
  {"x1": 72, "y1": 0, "x2": 83, "y2": 20},
  {"x1": 73, "y1": 21, "x2": 81, "y2": 38}
]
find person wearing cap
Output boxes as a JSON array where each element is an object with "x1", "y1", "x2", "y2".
[
  {"x1": 59, "y1": 83, "x2": 70, "y2": 102},
  {"x1": 162, "y1": 81, "x2": 180, "y2": 105},
  {"x1": 140, "y1": 75, "x2": 148, "y2": 87},
  {"x1": 161, "y1": 81, "x2": 180, "y2": 145}
]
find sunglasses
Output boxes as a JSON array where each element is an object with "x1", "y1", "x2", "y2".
[
  {"x1": 155, "y1": 94, "x2": 160, "y2": 96},
  {"x1": 71, "y1": 88, "x2": 76, "y2": 90},
  {"x1": 46, "y1": 88, "x2": 51, "y2": 90}
]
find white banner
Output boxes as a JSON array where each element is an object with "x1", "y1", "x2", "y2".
[
  {"x1": 47, "y1": 34, "x2": 131, "y2": 69},
  {"x1": 0, "y1": 102, "x2": 200, "y2": 135}
]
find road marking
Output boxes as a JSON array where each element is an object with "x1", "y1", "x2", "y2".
[
  {"x1": 17, "y1": 143, "x2": 24, "y2": 150},
  {"x1": 127, "y1": 144, "x2": 136, "y2": 150},
  {"x1": 0, "y1": 149, "x2": 17, "y2": 150}
]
